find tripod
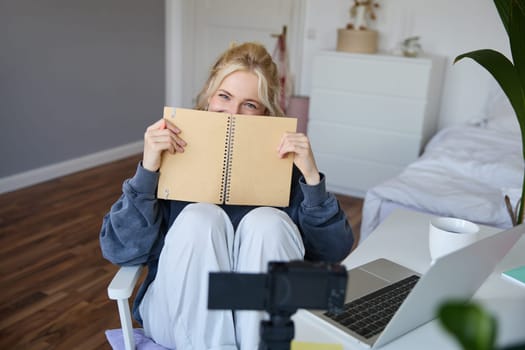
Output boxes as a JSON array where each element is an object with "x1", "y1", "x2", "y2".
[{"x1": 259, "y1": 312, "x2": 295, "y2": 350}]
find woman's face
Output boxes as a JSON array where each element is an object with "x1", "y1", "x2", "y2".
[{"x1": 208, "y1": 70, "x2": 267, "y2": 115}]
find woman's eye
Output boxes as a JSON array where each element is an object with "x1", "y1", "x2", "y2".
[
  {"x1": 245, "y1": 102, "x2": 257, "y2": 110},
  {"x1": 218, "y1": 93, "x2": 230, "y2": 100}
]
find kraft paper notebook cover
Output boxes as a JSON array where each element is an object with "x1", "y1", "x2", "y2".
[{"x1": 157, "y1": 107, "x2": 297, "y2": 206}]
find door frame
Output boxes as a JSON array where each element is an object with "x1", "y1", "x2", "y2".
[{"x1": 176, "y1": 0, "x2": 306, "y2": 108}]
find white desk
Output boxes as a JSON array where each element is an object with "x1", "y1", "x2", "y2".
[{"x1": 293, "y1": 209, "x2": 525, "y2": 349}]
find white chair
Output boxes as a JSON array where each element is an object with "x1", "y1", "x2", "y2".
[{"x1": 107, "y1": 265, "x2": 144, "y2": 350}]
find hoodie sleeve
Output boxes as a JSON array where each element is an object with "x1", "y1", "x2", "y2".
[
  {"x1": 290, "y1": 173, "x2": 354, "y2": 262},
  {"x1": 99, "y1": 163, "x2": 165, "y2": 266}
]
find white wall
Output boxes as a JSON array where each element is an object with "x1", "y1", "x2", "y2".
[
  {"x1": 166, "y1": 0, "x2": 184, "y2": 107},
  {"x1": 299, "y1": 0, "x2": 510, "y2": 128}
]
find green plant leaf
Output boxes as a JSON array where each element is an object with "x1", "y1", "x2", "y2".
[
  {"x1": 438, "y1": 301, "x2": 497, "y2": 350},
  {"x1": 508, "y1": 0, "x2": 525, "y2": 224},
  {"x1": 454, "y1": 49, "x2": 525, "y2": 131},
  {"x1": 494, "y1": 0, "x2": 511, "y2": 36},
  {"x1": 455, "y1": 0, "x2": 525, "y2": 224},
  {"x1": 509, "y1": 0, "x2": 525, "y2": 89}
]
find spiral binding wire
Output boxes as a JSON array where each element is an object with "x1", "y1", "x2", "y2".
[
  {"x1": 224, "y1": 115, "x2": 236, "y2": 203},
  {"x1": 220, "y1": 115, "x2": 236, "y2": 203},
  {"x1": 220, "y1": 117, "x2": 229, "y2": 203}
]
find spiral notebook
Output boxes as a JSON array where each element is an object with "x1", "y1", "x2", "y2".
[{"x1": 157, "y1": 107, "x2": 297, "y2": 206}]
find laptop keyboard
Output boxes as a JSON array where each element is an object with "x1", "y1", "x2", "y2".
[{"x1": 324, "y1": 274, "x2": 420, "y2": 339}]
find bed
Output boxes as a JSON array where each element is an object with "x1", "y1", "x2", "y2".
[{"x1": 360, "y1": 90, "x2": 523, "y2": 242}]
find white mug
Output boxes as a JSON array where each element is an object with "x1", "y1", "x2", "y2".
[{"x1": 429, "y1": 217, "x2": 480, "y2": 261}]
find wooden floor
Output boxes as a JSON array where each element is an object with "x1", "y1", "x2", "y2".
[{"x1": 0, "y1": 154, "x2": 363, "y2": 349}]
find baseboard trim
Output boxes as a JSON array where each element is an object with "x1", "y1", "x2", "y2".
[
  {"x1": 326, "y1": 184, "x2": 365, "y2": 199},
  {"x1": 0, "y1": 141, "x2": 143, "y2": 194}
]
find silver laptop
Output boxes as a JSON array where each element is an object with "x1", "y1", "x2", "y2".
[{"x1": 309, "y1": 224, "x2": 523, "y2": 348}]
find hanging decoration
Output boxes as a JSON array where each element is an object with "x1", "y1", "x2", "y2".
[{"x1": 272, "y1": 26, "x2": 293, "y2": 114}]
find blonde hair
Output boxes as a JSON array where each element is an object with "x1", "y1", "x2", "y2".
[{"x1": 195, "y1": 42, "x2": 284, "y2": 117}]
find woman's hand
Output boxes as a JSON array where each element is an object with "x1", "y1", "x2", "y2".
[
  {"x1": 278, "y1": 132, "x2": 321, "y2": 185},
  {"x1": 142, "y1": 119, "x2": 186, "y2": 172}
]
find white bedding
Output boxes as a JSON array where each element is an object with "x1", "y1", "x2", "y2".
[{"x1": 360, "y1": 123, "x2": 523, "y2": 242}]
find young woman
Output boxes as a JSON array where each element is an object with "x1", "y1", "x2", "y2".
[{"x1": 100, "y1": 42, "x2": 354, "y2": 350}]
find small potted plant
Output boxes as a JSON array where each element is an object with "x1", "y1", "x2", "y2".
[{"x1": 337, "y1": 0, "x2": 380, "y2": 54}]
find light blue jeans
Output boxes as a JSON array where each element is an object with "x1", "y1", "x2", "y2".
[{"x1": 140, "y1": 203, "x2": 305, "y2": 350}]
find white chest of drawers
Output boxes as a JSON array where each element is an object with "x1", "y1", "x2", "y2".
[{"x1": 307, "y1": 51, "x2": 444, "y2": 197}]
